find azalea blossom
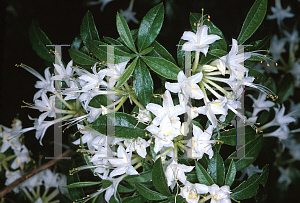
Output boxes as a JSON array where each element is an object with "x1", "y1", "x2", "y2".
[
  {"x1": 51, "y1": 60, "x2": 75, "y2": 86},
  {"x1": 5, "y1": 170, "x2": 21, "y2": 193},
  {"x1": 146, "y1": 90, "x2": 185, "y2": 126},
  {"x1": 124, "y1": 137, "x2": 151, "y2": 158},
  {"x1": 136, "y1": 108, "x2": 152, "y2": 124},
  {"x1": 267, "y1": 0, "x2": 294, "y2": 27},
  {"x1": 165, "y1": 160, "x2": 194, "y2": 190},
  {"x1": 269, "y1": 35, "x2": 286, "y2": 62},
  {"x1": 181, "y1": 24, "x2": 221, "y2": 55},
  {"x1": 11, "y1": 145, "x2": 30, "y2": 170},
  {"x1": 119, "y1": 0, "x2": 139, "y2": 24},
  {"x1": 248, "y1": 92, "x2": 275, "y2": 117},
  {"x1": 165, "y1": 70, "x2": 204, "y2": 100},
  {"x1": 103, "y1": 60, "x2": 130, "y2": 89},
  {"x1": 220, "y1": 39, "x2": 251, "y2": 81},
  {"x1": 187, "y1": 125, "x2": 215, "y2": 159},
  {"x1": 73, "y1": 124, "x2": 104, "y2": 149},
  {"x1": 108, "y1": 146, "x2": 138, "y2": 177},
  {"x1": 208, "y1": 184, "x2": 232, "y2": 203},
  {"x1": 179, "y1": 181, "x2": 209, "y2": 203}
]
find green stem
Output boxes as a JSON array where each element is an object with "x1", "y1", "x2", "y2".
[
  {"x1": 161, "y1": 147, "x2": 174, "y2": 156},
  {"x1": 124, "y1": 82, "x2": 145, "y2": 110},
  {"x1": 43, "y1": 189, "x2": 59, "y2": 203},
  {"x1": 174, "y1": 142, "x2": 178, "y2": 160},
  {"x1": 115, "y1": 96, "x2": 128, "y2": 112},
  {"x1": 202, "y1": 77, "x2": 228, "y2": 95},
  {"x1": 134, "y1": 162, "x2": 143, "y2": 170},
  {"x1": 199, "y1": 194, "x2": 211, "y2": 203},
  {"x1": 22, "y1": 187, "x2": 34, "y2": 202},
  {"x1": 54, "y1": 92, "x2": 74, "y2": 110},
  {"x1": 3, "y1": 155, "x2": 16, "y2": 162},
  {"x1": 279, "y1": 56, "x2": 288, "y2": 70},
  {"x1": 192, "y1": 51, "x2": 200, "y2": 73},
  {"x1": 41, "y1": 188, "x2": 50, "y2": 199}
]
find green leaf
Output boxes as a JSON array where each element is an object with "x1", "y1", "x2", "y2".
[
  {"x1": 90, "y1": 40, "x2": 134, "y2": 63},
  {"x1": 118, "y1": 183, "x2": 136, "y2": 193},
  {"x1": 133, "y1": 59, "x2": 154, "y2": 106},
  {"x1": 277, "y1": 73, "x2": 294, "y2": 103},
  {"x1": 195, "y1": 161, "x2": 214, "y2": 186},
  {"x1": 92, "y1": 112, "x2": 147, "y2": 139},
  {"x1": 225, "y1": 160, "x2": 236, "y2": 187},
  {"x1": 199, "y1": 52, "x2": 217, "y2": 66},
  {"x1": 28, "y1": 20, "x2": 54, "y2": 63},
  {"x1": 237, "y1": 0, "x2": 268, "y2": 44},
  {"x1": 142, "y1": 56, "x2": 181, "y2": 80},
  {"x1": 57, "y1": 193, "x2": 73, "y2": 203},
  {"x1": 89, "y1": 95, "x2": 113, "y2": 108},
  {"x1": 134, "y1": 181, "x2": 168, "y2": 200},
  {"x1": 231, "y1": 165, "x2": 269, "y2": 200},
  {"x1": 138, "y1": 3, "x2": 164, "y2": 51},
  {"x1": 64, "y1": 181, "x2": 102, "y2": 188},
  {"x1": 219, "y1": 126, "x2": 256, "y2": 146},
  {"x1": 103, "y1": 36, "x2": 132, "y2": 53},
  {"x1": 160, "y1": 195, "x2": 185, "y2": 203},
  {"x1": 246, "y1": 65, "x2": 266, "y2": 83},
  {"x1": 207, "y1": 154, "x2": 225, "y2": 186},
  {"x1": 101, "y1": 179, "x2": 113, "y2": 189},
  {"x1": 139, "y1": 47, "x2": 154, "y2": 55},
  {"x1": 142, "y1": 160, "x2": 153, "y2": 172},
  {"x1": 263, "y1": 75, "x2": 276, "y2": 93},
  {"x1": 208, "y1": 49, "x2": 228, "y2": 58},
  {"x1": 116, "y1": 13, "x2": 137, "y2": 53},
  {"x1": 148, "y1": 40, "x2": 176, "y2": 64},
  {"x1": 123, "y1": 195, "x2": 147, "y2": 203},
  {"x1": 115, "y1": 57, "x2": 138, "y2": 89},
  {"x1": 177, "y1": 39, "x2": 186, "y2": 69},
  {"x1": 152, "y1": 157, "x2": 171, "y2": 196},
  {"x1": 190, "y1": 13, "x2": 227, "y2": 51},
  {"x1": 191, "y1": 120, "x2": 203, "y2": 130},
  {"x1": 81, "y1": 11, "x2": 100, "y2": 51},
  {"x1": 124, "y1": 170, "x2": 152, "y2": 186},
  {"x1": 246, "y1": 36, "x2": 270, "y2": 52},
  {"x1": 69, "y1": 48, "x2": 99, "y2": 65},
  {"x1": 67, "y1": 161, "x2": 85, "y2": 201},
  {"x1": 225, "y1": 134, "x2": 264, "y2": 171}
]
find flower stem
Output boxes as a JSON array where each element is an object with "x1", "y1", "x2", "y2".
[
  {"x1": 134, "y1": 162, "x2": 142, "y2": 170},
  {"x1": 124, "y1": 82, "x2": 145, "y2": 110},
  {"x1": 54, "y1": 91, "x2": 74, "y2": 110},
  {"x1": 199, "y1": 194, "x2": 211, "y2": 203},
  {"x1": 162, "y1": 147, "x2": 174, "y2": 156},
  {"x1": 22, "y1": 187, "x2": 34, "y2": 203},
  {"x1": 192, "y1": 51, "x2": 200, "y2": 73},
  {"x1": 174, "y1": 142, "x2": 178, "y2": 160},
  {"x1": 115, "y1": 96, "x2": 128, "y2": 112}
]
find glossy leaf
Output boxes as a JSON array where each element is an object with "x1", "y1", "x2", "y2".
[
  {"x1": 116, "y1": 13, "x2": 137, "y2": 53},
  {"x1": 237, "y1": 0, "x2": 268, "y2": 44},
  {"x1": 139, "y1": 47, "x2": 154, "y2": 55},
  {"x1": 225, "y1": 160, "x2": 236, "y2": 187},
  {"x1": 149, "y1": 40, "x2": 176, "y2": 64},
  {"x1": 92, "y1": 112, "x2": 147, "y2": 139},
  {"x1": 138, "y1": 3, "x2": 164, "y2": 51},
  {"x1": 64, "y1": 181, "x2": 102, "y2": 188},
  {"x1": 28, "y1": 20, "x2": 54, "y2": 63},
  {"x1": 124, "y1": 170, "x2": 152, "y2": 186},
  {"x1": 122, "y1": 195, "x2": 147, "y2": 203},
  {"x1": 89, "y1": 95, "x2": 112, "y2": 108},
  {"x1": 81, "y1": 11, "x2": 100, "y2": 51},
  {"x1": 134, "y1": 181, "x2": 168, "y2": 200},
  {"x1": 152, "y1": 157, "x2": 171, "y2": 196},
  {"x1": 225, "y1": 134, "x2": 264, "y2": 171},
  {"x1": 69, "y1": 48, "x2": 99, "y2": 65},
  {"x1": 142, "y1": 56, "x2": 181, "y2": 80},
  {"x1": 160, "y1": 195, "x2": 185, "y2": 203},
  {"x1": 246, "y1": 36, "x2": 270, "y2": 52},
  {"x1": 133, "y1": 59, "x2": 153, "y2": 106},
  {"x1": 219, "y1": 126, "x2": 256, "y2": 146},
  {"x1": 115, "y1": 57, "x2": 138, "y2": 89},
  {"x1": 207, "y1": 154, "x2": 225, "y2": 186},
  {"x1": 246, "y1": 65, "x2": 266, "y2": 83},
  {"x1": 231, "y1": 165, "x2": 269, "y2": 200},
  {"x1": 195, "y1": 161, "x2": 214, "y2": 186},
  {"x1": 103, "y1": 36, "x2": 132, "y2": 53}
]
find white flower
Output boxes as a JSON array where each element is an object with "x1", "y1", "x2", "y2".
[
  {"x1": 165, "y1": 71, "x2": 204, "y2": 100},
  {"x1": 180, "y1": 181, "x2": 209, "y2": 203},
  {"x1": 73, "y1": 124, "x2": 104, "y2": 149},
  {"x1": 278, "y1": 166, "x2": 292, "y2": 190},
  {"x1": 248, "y1": 92, "x2": 275, "y2": 117},
  {"x1": 181, "y1": 24, "x2": 221, "y2": 55},
  {"x1": 108, "y1": 146, "x2": 138, "y2": 177},
  {"x1": 34, "y1": 198, "x2": 43, "y2": 203},
  {"x1": 136, "y1": 109, "x2": 152, "y2": 124},
  {"x1": 146, "y1": 116, "x2": 180, "y2": 153},
  {"x1": 208, "y1": 184, "x2": 231, "y2": 203},
  {"x1": 62, "y1": 80, "x2": 81, "y2": 101},
  {"x1": 78, "y1": 63, "x2": 107, "y2": 89},
  {"x1": 291, "y1": 61, "x2": 300, "y2": 87},
  {"x1": 220, "y1": 39, "x2": 251, "y2": 81},
  {"x1": 197, "y1": 97, "x2": 227, "y2": 128},
  {"x1": 51, "y1": 60, "x2": 75, "y2": 86},
  {"x1": 263, "y1": 125, "x2": 290, "y2": 140},
  {"x1": 187, "y1": 125, "x2": 215, "y2": 159},
  {"x1": 5, "y1": 170, "x2": 21, "y2": 193},
  {"x1": 20, "y1": 65, "x2": 54, "y2": 101},
  {"x1": 11, "y1": 145, "x2": 30, "y2": 170},
  {"x1": 165, "y1": 160, "x2": 194, "y2": 191},
  {"x1": 28, "y1": 116, "x2": 55, "y2": 145},
  {"x1": 119, "y1": 0, "x2": 139, "y2": 24},
  {"x1": 103, "y1": 177, "x2": 123, "y2": 202},
  {"x1": 86, "y1": 0, "x2": 114, "y2": 12},
  {"x1": 269, "y1": 35, "x2": 286, "y2": 61},
  {"x1": 267, "y1": 0, "x2": 294, "y2": 27},
  {"x1": 20, "y1": 172, "x2": 43, "y2": 192},
  {"x1": 284, "y1": 27, "x2": 299, "y2": 53},
  {"x1": 239, "y1": 164, "x2": 263, "y2": 181},
  {"x1": 104, "y1": 60, "x2": 130, "y2": 88},
  {"x1": 124, "y1": 137, "x2": 151, "y2": 158},
  {"x1": 146, "y1": 90, "x2": 185, "y2": 126}
]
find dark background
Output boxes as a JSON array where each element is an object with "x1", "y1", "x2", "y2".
[{"x1": 1, "y1": 0, "x2": 300, "y2": 202}]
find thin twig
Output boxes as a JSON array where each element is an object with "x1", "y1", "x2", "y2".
[{"x1": 0, "y1": 149, "x2": 73, "y2": 198}]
